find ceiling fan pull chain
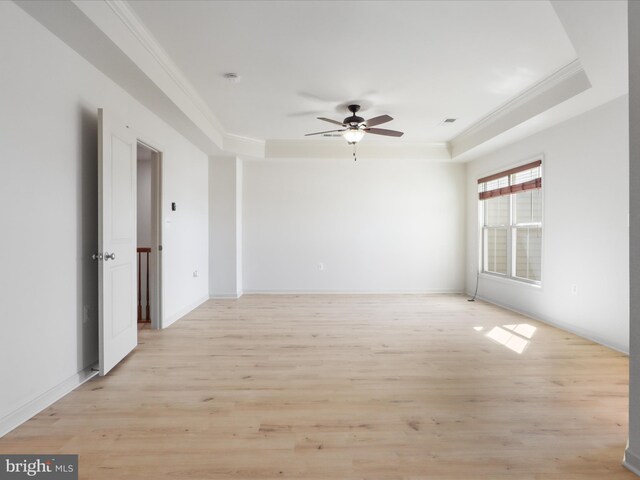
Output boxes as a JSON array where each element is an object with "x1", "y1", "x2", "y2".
[{"x1": 353, "y1": 144, "x2": 357, "y2": 162}]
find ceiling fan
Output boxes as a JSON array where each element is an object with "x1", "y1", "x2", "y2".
[{"x1": 305, "y1": 104, "x2": 404, "y2": 144}]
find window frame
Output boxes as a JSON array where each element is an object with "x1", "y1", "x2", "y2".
[
  {"x1": 481, "y1": 196, "x2": 509, "y2": 276},
  {"x1": 478, "y1": 158, "x2": 543, "y2": 286}
]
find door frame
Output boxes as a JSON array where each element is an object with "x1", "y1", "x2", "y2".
[{"x1": 137, "y1": 139, "x2": 163, "y2": 330}]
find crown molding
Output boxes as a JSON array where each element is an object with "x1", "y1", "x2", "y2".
[
  {"x1": 224, "y1": 133, "x2": 266, "y2": 159},
  {"x1": 99, "y1": 0, "x2": 225, "y2": 148},
  {"x1": 265, "y1": 140, "x2": 451, "y2": 161},
  {"x1": 450, "y1": 59, "x2": 591, "y2": 158},
  {"x1": 72, "y1": 0, "x2": 266, "y2": 157},
  {"x1": 104, "y1": 1, "x2": 226, "y2": 135},
  {"x1": 61, "y1": 3, "x2": 593, "y2": 161},
  {"x1": 458, "y1": 59, "x2": 585, "y2": 138}
]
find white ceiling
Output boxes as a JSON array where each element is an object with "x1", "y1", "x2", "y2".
[
  {"x1": 19, "y1": 0, "x2": 625, "y2": 159},
  {"x1": 128, "y1": 0, "x2": 578, "y2": 143}
]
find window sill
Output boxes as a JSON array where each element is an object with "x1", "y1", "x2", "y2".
[{"x1": 479, "y1": 272, "x2": 542, "y2": 289}]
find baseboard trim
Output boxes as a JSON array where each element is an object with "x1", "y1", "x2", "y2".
[
  {"x1": 242, "y1": 290, "x2": 463, "y2": 295},
  {"x1": 624, "y1": 448, "x2": 640, "y2": 476},
  {"x1": 0, "y1": 364, "x2": 98, "y2": 438},
  {"x1": 163, "y1": 295, "x2": 210, "y2": 328},
  {"x1": 210, "y1": 293, "x2": 243, "y2": 299},
  {"x1": 469, "y1": 292, "x2": 629, "y2": 355}
]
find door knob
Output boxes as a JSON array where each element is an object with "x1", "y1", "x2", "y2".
[
  {"x1": 104, "y1": 252, "x2": 116, "y2": 261},
  {"x1": 91, "y1": 253, "x2": 103, "y2": 261}
]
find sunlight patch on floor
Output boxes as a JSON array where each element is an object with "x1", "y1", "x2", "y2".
[{"x1": 475, "y1": 323, "x2": 537, "y2": 354}]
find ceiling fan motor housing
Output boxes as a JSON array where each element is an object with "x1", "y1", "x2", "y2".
[
  {"x1": 345, "y1": 115, "x2": 365, "y2": 126},
  {"x1": 345, "y1": 104, "x2": 364, "y2": 126}
]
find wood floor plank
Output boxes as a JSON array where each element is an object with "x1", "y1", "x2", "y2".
[{"x1": 0, "y1": 294, "x2": 633, "y2": 479}]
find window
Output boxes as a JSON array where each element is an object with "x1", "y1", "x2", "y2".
[{"x1": 478, "y1": 160, "x2": 542, "y2": 284}]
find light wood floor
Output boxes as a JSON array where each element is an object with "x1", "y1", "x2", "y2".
[{"x1": 1, "y1": 295, "x2": 633, "y2": 479}]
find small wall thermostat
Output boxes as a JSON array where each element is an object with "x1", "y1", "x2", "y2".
[{"x1": 171, "y1": 202, "x2": 177, "y2": 211}]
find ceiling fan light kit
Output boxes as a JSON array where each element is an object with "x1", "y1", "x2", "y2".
[{"x1": 342, "y1": 128, "x2": 365, "y2": 144}]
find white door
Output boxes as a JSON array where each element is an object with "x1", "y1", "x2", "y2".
[{"x1": 97, "y1": 108, "x2": 137, "y2": 375}]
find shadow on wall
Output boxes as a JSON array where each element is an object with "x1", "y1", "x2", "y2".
[{"x1": 76, "y1": 104, "x2": 99, "y2": 371}]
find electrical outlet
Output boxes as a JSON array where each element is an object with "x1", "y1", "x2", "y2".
[
  {"x1": 318, "y1": 262, "x2": 324, "y2": 271},
  {"x1": 571, "y1": 284, "x2": 578, "y2": 295},
  {"x1": 193, "y1": 270, "x2": 198, "y2": 278}
]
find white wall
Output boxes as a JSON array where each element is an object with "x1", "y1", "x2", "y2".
[
  {"x1": 0, "y1": 1, "x2": 208, "y2": 430},
  {"x1": 465, "y1": 95, "x2": 629, "y2": 352},
  {"x1": 161, "y1": 144, "x2": 209, "y2": 326},
  {"x1": 209, "y1": 156, "x2": 243, "y2": 297},
  {"x1": 243, "y1": 158, "x2": 465, "y2": 293}
]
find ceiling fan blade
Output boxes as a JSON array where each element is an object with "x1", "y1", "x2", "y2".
[
  {"x1": 305, "y1": 129, "x2": 345, "y2": 136},
  {"x1": 318, "y1": 117, "x2": 345, "y2": 126},
  {"x1": 365, "y1": 127, "x2": 404, "y2": 137},
  {"x1": 366, "y1": 114, "x2": 393, "y2": 127}
]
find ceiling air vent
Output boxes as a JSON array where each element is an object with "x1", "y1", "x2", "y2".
[{"x1": 222, "y1": 72, "x2": 241, "y2": 83}]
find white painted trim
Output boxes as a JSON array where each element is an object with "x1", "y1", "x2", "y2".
[
  {"x1": 0, "y1": 365, "x2": 99, "y2": 438},
  {"x1": 163, "y1": 295, "x2": 210, "y2": 328},
  {"x1": 72, "y1": 0, "x2": 232, "y2": 153},
  {"x1": 265, "y1": 140, "x2": 451, "y2": 161},
  {"x1": 469, "y1": 292, "x2": 629, "y2": 355},
  {"x1": 104, "y1": 0, "x2": 225, "y2": 136},
  {"x1": 624, "y1": 448, "x2": 640, "y2": 476},
  {"x1": 78, "y1": 1, "x2": 265, "y2": 159},
  {"x1": 478, "y1": 272, "x2": 543, "y2": 291},
  {"x1": 224, "y1": 134, "x2": 265, "y2": 159},
  {"x1": 457, "y1": 60, "x2": 584, "y2": 140},
  {"x1": 210, "y1": 293, "x2": 243, "y2": 299},
  {"x1": 242, "y1": 290, "x2": 464, "y2": 295},
  {"x1": 451, "y1": 59, "x2": 591, "y2": 157}
]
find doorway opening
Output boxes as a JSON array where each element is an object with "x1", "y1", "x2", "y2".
[{"x1": 136, "y1": 142, "x2": 162, "y2": 329}]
